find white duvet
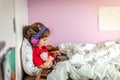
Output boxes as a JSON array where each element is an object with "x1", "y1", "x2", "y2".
[{"x1": 47, "y1": 42, "x2": 120, "y2": 80}]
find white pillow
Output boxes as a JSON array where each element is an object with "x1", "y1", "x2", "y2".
[{"x1": 21, "y1": 38, "x2": 41, "y2": 76}]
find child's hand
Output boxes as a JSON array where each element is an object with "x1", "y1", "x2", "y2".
[
  {"x1": 50, "y1": 50, "x2": 61, "y2": 55},
  {"x1": 48, "y1": 56, "x2": 54, "y2": 61}
]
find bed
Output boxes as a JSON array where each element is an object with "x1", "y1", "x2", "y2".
[{"x1": 22, "y1": 38, "x2": 120, "y2": 80}]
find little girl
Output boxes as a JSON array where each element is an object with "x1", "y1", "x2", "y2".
[{"x1": 23, "y1": 22, "x2": 60, "y2": 69}]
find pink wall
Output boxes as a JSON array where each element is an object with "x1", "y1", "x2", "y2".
[{"x1": 28, "y1": 0, "x2": 120, "y2": 46}]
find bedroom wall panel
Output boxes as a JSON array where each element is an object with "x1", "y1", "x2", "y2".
[{"x1": 28, "y1": 0, "x2": 120, "y2": 45}]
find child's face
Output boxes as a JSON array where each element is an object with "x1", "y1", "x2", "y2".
[{"x1": 36, "y1": 37, "x2": 48, "y2": 47}]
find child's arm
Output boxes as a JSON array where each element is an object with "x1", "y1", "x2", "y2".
[{"x1": 38, "y1": 56, "x2": 54, "y2": 69}]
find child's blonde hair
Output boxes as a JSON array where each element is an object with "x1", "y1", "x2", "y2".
[{"x1": 23, "y1": 22, "x2": 50, "y2": 43}]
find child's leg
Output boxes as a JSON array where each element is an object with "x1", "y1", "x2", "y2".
[{"x1": 47, "y1": 61, "x2": 82, "y2": 80}]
